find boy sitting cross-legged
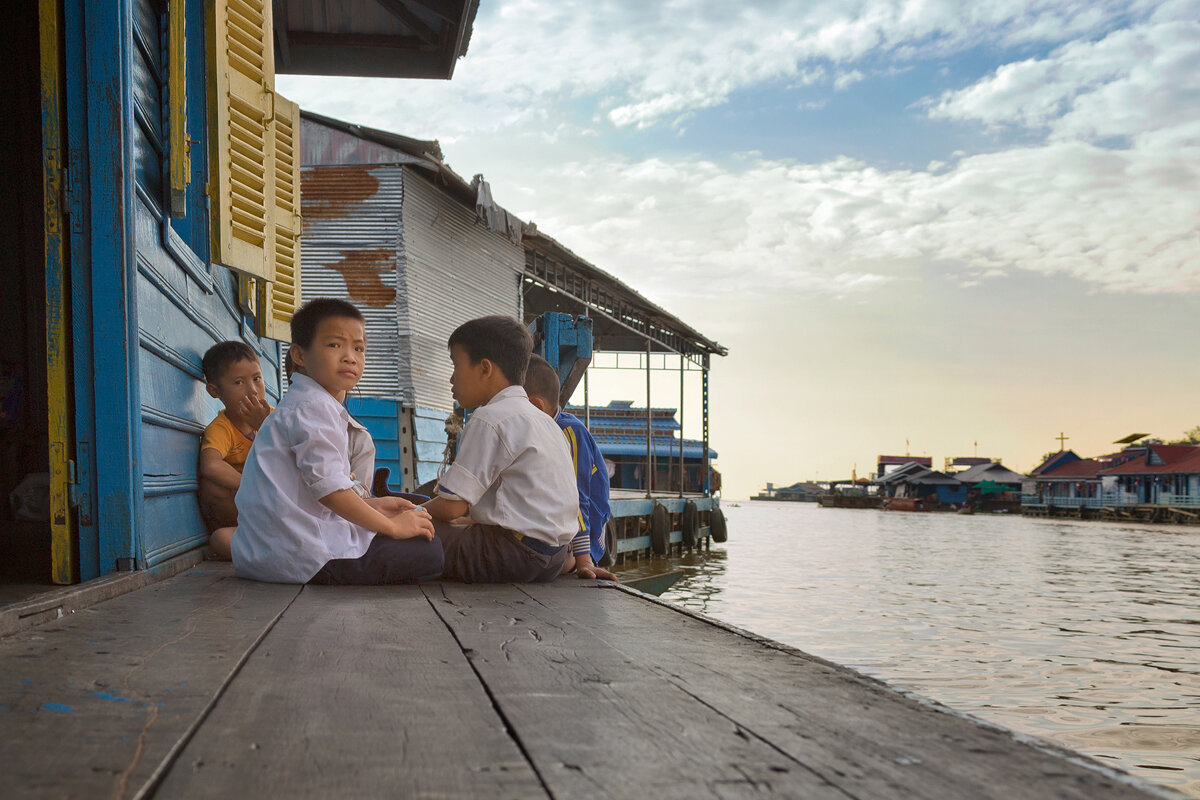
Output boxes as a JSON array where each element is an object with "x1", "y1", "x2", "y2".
[
  {"x1": 424, "y1": 316, "x2": 579, "y2": 583},
  {"x1": 221, "y1": 298, "x2": 441, "y2": 585},
  {"x1": 197, "y1": 341, "x2": 272, "y2": 556}
]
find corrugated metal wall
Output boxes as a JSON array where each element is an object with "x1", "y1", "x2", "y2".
[
  {"x1": 399, "y1": 168, "x2": 523, "y2": 410},
  {"x1": 298, "y1": 164, "x2": 406, "y2": 397}
]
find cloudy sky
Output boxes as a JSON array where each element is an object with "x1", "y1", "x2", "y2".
[{"x1": 281, "y1": 0, "x2": 1200, "y2": 498}]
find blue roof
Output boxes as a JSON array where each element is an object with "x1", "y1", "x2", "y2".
[{"x1": 594, "y1": 434, "x2": 716, "y2": 460}]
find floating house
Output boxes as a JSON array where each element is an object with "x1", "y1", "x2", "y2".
[
  {"x1": 1023, "y1": 442, "x2": 1200, "y2": 521},
  {"x1": 753, "y1": 481, "x2": 825, "y2": 502},
  {"x1": 296, "y1": 111, "x2": 527, "y2": 488},
  {"x1": 874, "y1": 462, "x2": 966, "y2": 509},
  {"x1": 291, "y1": 110, "x2": 728, "y2": 560},
  {"x1": 567, "y1": 401, "x2": 718, "y2": 494},
  {"x1": 1099, "y1": 444, "x2": 1200, "y2": 506},
  {"x1": 4, "y1": 0, "x2": 478, "y2": 590}
]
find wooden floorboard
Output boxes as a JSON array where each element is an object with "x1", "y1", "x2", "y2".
[
  {"x1": 155, "y1": 584, "x2": 546, "y2": 800},
  {"x1": 424, "y1": 581, "x2": 848, "y2": 799},
  {"x1": 0, "y1": 563, "x2": 299, "y2": 799},
  {"x1": 520, "y1": 582, "x2": 1174, "y2": 800},
  {"x1": 0, "y1": 569, "x2": 1180, "y2": 800}
]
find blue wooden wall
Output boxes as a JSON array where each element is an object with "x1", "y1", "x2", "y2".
[
  {"x1": 66, "y1": 0, "x2": 281, "y2": 577},
  {"x1": 130, "y1": 0, "x2": 281, "y2": 568}
]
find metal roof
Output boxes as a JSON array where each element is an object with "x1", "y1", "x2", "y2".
[
  {"x1": 522, "y1": 234, "x2": 728, "y2": 359},
  {"x1": 274, "y1": 0, "x2": 478, "y2": 79},
  {"x1": 299, "y1": 110, "x2": 728, "y2": 361},
  {"x1": 953, "y1": 462, "x2": 1026, "y2": 484}
]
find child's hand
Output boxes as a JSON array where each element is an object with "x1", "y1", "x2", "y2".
[
  {"x1": 238, "y1": 394, "x2": 272, "y2": 431},
  {"x1": 384, "y1": 507, "x2": 435, "y2": 541},
  {"x1": 372, "y1": 495, "x2": 418, "y2": 515},
  {"x1": 574, "y1": 556, "x2": 618, "y2": 582}
]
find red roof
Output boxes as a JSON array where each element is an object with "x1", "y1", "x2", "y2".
[
  {"x1": 1037, "y1": 458, "x2": 1105, "y2": 479},
  {"x1": 1099, "y1": 444, "x2": 1200, "y2": 475}
]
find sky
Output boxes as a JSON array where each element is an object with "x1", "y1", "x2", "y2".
[{"x1": 279, "y1": 0, "x2": 1200, "y2": 499}]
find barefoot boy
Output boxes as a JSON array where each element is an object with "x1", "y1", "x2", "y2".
[
  {"x1": 424, "y1": 316, "x2": 579, "y2": 583},
  {"x1": 198, "y1": 341, "x2": 272, "y2": 552},
  {"x1": 523, "y1": 354, "x2": 617, "y2": 581},
  {"x1": 221, "y1": 298, "x2": 440, "y2": 585}
]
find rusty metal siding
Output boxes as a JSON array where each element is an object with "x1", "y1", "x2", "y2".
[
  {"x1": 399, "y1": 168, "x2": 523, "y2": 411},
  {"x1": 299, "y1": 164, "x2": 406, "y2": 397},
  {"x1": 300, "y1": 116, "x2": 428, "y2": 168}
]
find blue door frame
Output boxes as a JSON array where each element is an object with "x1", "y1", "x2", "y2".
[{"x1": 64, "y1": 0, "x2": 140, "y2": 579}]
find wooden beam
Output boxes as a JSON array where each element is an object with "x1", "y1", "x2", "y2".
[
  {"x1": 399, "y1": 0, "x2": 457, "y2": 24},
  {"x1": 374, "y1": 0, "x2": 439, "y2": 44},
  {"x1": 286, "y1": 30, "x2": 432, "y2": 51}
]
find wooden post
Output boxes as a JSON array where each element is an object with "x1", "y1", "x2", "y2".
[
  {"x1": 645, "y1": 339, "x2": 652, "y2": 498},
  {"x1": 678, "y1": 353, "x2": 684, "y2": 497}
]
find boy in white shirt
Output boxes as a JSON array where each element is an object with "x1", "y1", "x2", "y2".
[
  {"x1": 424, "y1": 316, "x2": 579, "y2": 583},
  {"x1": 221, "y1": 298, "x2": 440, "y2": 584}
]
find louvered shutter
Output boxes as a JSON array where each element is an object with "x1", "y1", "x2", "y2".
[
  {"x1": 168, "y1": 0, "x2": 189, "y2": 217},
  {"x1": 262, "y1": 94, "x2": 301, "y2": 341},
  {"x1": 208, "y1": 0, "x2": 274, "y2": 280}
]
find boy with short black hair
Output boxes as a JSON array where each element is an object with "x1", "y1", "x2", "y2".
[
  {"x1": 198, "y1": 341, "x2": 272, "y2": 551},
  {"x1": 424, "y1": 316, "x2": 579, "y2": 583},
  {"x1": 523, "y1": 354, "x2": 617, "y2": 581},
  {"x1": 222, "y1": 298, "x2": 441, "y2": 585}
]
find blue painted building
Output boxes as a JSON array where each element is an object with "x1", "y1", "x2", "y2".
[
  {"x1": 566, "y1": 401, "x2": 719, "y2": 494},
  {"x1": 5, "y1": 0, "x2": 476, "y2": 587}
]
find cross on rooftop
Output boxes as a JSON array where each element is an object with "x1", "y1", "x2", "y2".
[{"x1": 1056, "y1": 432, "x2": 1070, "y2": 450}]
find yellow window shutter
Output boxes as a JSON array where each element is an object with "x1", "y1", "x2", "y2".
[
  {"x1": 207, "y1": 0, "x2": 274, "y2": 280},
  {"x1": 262, "y1": 94, "x2": 301, "y2": 342},
  {"x1": 168, "y1": 0, "x2": 189, "y2": 217}
]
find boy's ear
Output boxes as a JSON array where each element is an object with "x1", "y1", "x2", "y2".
[
  {"x1": 529, "y1": 395, "x2": 553, "y2": 416},
  {"x1": 290, "y1": 345, "x2": 305, "y2": 369},
  {"x1": 478, "y1": 357, "x2": 494, "y2": 378},
  {"x1": 205, "y1": 382, "x2": 220, "y2": 399}
]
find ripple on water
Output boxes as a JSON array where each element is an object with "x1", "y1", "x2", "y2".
[{"x1": 645, "y1": 502, "x2": 1200, "y2": 798}]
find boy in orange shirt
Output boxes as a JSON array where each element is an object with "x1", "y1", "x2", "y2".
[{"x1": 197, "y1": 341, "x2": 271, "y2": 556}]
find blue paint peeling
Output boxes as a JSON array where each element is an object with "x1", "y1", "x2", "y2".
[
  {"x1": 40, "y1": 703, "x2": 73, "y2": 714},
  {"x1": 92, "y1": 691, "x2": 133, "y2": 703}
]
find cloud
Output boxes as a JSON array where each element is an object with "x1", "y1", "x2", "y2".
[
  {"x1": 281, "y1": 0, "x2": 1155, "y2": 136},
  {"x1": 280, "y1": 1, "x2": 1200, "y2": 308},
  {"x1": 502, "y1": 126, "x2": 1198, "y2": 303},
  {"x1": 929, "y1": 12, "x2": 1200, "y2": 142}
]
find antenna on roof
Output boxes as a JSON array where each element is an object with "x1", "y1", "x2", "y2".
[{"x1": 1113, "y1": 432, "x2": 1151, "y2": 445}]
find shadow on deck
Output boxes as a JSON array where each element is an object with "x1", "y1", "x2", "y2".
[{"x1": 0, "y1": 563, "x2": 1181, "y2": 799}]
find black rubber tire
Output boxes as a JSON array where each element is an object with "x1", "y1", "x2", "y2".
[
  {"x1": 598, "y1": 519, "x2": 616, "y2": 567},
  {"x1": 650, "y1": 504, "x2": 669, "y2": 555},
  {"x1": 710, "y1": 507, "x2": 728, "y2": 543},
  {"x1": 681, "y1": 500, "x2": 699, "y2": 548}
]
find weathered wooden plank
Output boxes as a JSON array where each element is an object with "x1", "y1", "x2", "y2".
[
  {"x1": 0, "y1": 563, "x2": 300, "y2": 799},
  {"x1": 521, "y1": 583, "x2": 1175, "y2": 800},
  {"x1": 157, "y1": 584, "x2": 546, "y2": 799},
  {"x1": 424, "y1": 582, "x2": 847, "y2": 799}
]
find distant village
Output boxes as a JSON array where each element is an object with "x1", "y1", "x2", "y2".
[{"x1": 755, "y1": 433, "x2": 1200, "y2": 524}]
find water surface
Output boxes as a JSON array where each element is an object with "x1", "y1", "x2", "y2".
[{"x1": 625, "y1": 502, "x2": 1200, "y2": 797}]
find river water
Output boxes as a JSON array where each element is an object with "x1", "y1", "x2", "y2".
[{"x1": 619, "y1": 501, "x2": 1200, "y2": 798}]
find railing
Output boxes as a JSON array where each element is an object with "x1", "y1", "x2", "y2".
[
  {"x1": 1158, "y1": 492, "x2": 1200, "y2": 508},
  {"x1": 1021, "y1": 492, "x2": 1142, "y2": 509}
]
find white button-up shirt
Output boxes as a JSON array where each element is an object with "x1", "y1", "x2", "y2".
[
  {"x1": 438, "y1": 385, "x2": 579, "y2": 547},
  {"x1": 232, "y1": 373, "x2": 374, "y2": 583}
]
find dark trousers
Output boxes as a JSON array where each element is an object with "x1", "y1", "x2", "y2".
[
  {"x1": 309, "y1": 534, "x2": 444, "y2": 585},
  {"x1": 436, "y1": 521, "x2": 568, "y2": 584}
]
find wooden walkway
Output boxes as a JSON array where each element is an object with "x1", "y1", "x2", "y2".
[{"x1": 0, "y1": 563, "x2": 1181, "y2": 799}]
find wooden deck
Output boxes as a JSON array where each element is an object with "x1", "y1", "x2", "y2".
[{"x1": 0, "y1": 563, "x2": 1181, "y2": 799}]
